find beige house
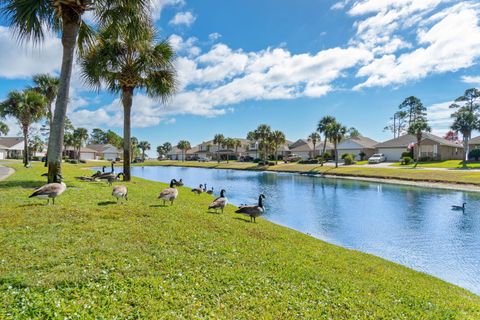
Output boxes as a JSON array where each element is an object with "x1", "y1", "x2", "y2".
[
  {"x1": 65, "y1": 146, "x2": 98, "y2": 161},
  {"x1": 289, "y1": 139, "x2": 334, "y2": 160},
  {"x1": 337, "y1": 136, "x2": 378, "y2": 160},
  {"x1": 86, "y1": 144, "x2": 122, "y2": 161}
]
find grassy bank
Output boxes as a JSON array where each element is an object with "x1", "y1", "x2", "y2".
[
  {"x1": 138, "y1": 160, "x2": 480, "y2": 186},
  {"x1": 390, "y1": 160, "x2": 480, "y2": 169},
  {"x1": 0, "y1": 163, "x2": 479, "y2": 318}
]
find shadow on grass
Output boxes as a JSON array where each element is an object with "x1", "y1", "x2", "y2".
[
  {"x1": 150, "y1": 204, "x2": 168, "y2": 208},
  {"x1": 233, "y1": 217, "x2": 252, "y2": 223},
  {"x1": 98, "y1": 201, "x2": 117, "y2": 206},
  {"x1": 17, "y1": 203, "x2": 44, "y2": 208},
  {"x1": 0, "y1": 180, "x2": 44, "y2": 189}
]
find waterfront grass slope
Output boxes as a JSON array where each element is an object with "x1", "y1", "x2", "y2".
[{"x1": 0, "y1": 163, "x2": 479, "y2": 318}]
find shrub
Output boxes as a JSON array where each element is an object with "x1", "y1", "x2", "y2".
[
  {"x1": 359, "y1": 151, "x2": 366, "y2": 161},
  {"x1": 299, "y1": 159, "x2": 319, "y2": 164},
  {"x1": 323, "y1": 152, "x2": 332, "y2": 160},
  {"x1": 253, "y1": 158, "x2": 261, "y2": 163},
  {"x1": 257, "y1": 161, "x2": 275, "y2": 166},
  {"x1": 341, "y1": 153, "x2": 355, "y2": 160},
  {"x1": 69, "y1": 159, "x2": 78, "y2": 164},
  {"x1": 401, "y1": 156, "x2": 413, "y2": 165},
  {"x1": 401, "y1": 151, "x2": 412, "y2": 158},
  {"x1": 285, "y1": 156, "x2": 302, "y2": 163},
  {"x1": 79, "y1": 160, "x2": 87, "y2": 164},
  {"x1": 468, "y1": 149, "x2": 480, "y2": 161},
  {"x1": 31, "y1": 156, "x2": 41, "y2": 161},
  {"x1": 343, "y1": 154, "x2": 356, "y2": 165}
]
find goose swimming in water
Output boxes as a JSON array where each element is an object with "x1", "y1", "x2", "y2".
[
  {"x1": 208, "y1": 189, "x2": 228, "y2": 213},
  {"x1": 452, "y1": 203, "x2": 466, "y2": 211},
  {"x1": 159, "y1": 179, "x2": 179, "y2": 205},
  {"x1": 191, "y1": 184, "x2": 204, "y2": 195},
  {"x1": 235, "y1": 194, "x2": 265, "y2": 223},
  {"x1": 29, "y1": 174, "x2": 67, "y2": 205},
  {"x1": 112, "y1": 185, "x2": 128, "y2": 203}
]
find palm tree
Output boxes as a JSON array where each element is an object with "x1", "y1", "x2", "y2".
[
  {"x1": 347, "y1": 127, "x2": 361, "y2": 138},
  {"x1": 234, "y1": 139, "x2": 242, "y2": 157},
  {"x1": 28, "y1": 135, "x2": 44, "y2": 159},
  {"x1": 32, "y1": 74, "x2": 59, "y2": 131},
  {"x1": 131, "y1": 137, "x2": 139, "y2": 162},
  {"x1": 80, "y1": 3, "x2": 173, "y2": 181},
  {"x1": 177, "y1": 140, "x2": 191, "y2": 162},
  {"x1": 307, "y1": 132, "x2": 321, "y2": 159},
  {"x1": 246, "y1": 131, "x2": 259, "y2": 159},
  {"x1": 255, "y1": 124, "x2": 272, "y2": 163},
  {"x1": 222, "y1": 138, "x2": 236, "y2": 163},
  {"x1": 73, "y1": 127, "x2": 88, "y2": 160},
  {"x1": 139, "y1": 141, "x2": 151, "y2": 160},
  {"x1": 0, "y1": 89, "x2": 46, "y2": 167},
  {"x1": 271, "y1": 130, "x2": 286, "y2": 164},
  {"x1": 317, "y1": 116, "x2": 335, "y2": 166},
  {"x1": 157, "y1": 142, "x2": 172, "y2": 159},
  {"x1": 407, "y1": 116, "x2": 431, "y2": 168},
  {"x1": 213, "y1": 134, "x2": 225, "y2": 163},
  {"x1": 328, "y1": 120, "x2": 347, "y2": 168},
  {"x1": 0, "y1": 121, "x2": 8, "y2": 136},
  {"x1": 451, "y1": 109, "x2": 478, "y2": 168}
]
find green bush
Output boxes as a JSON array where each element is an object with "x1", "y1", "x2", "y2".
[
  {"x1": 285, "y1": 156, "x2": 302, "y2": 163},
  {"x1": 343, "y1": 154, "x2": 356, "y2": 165},
  {"x1": 322, "y1": 152, "x2": 332, "y2": 160},
  {"x1": 359, "y1": 151, "x2": 366, "y2": 161},
  {"x1": 299, "y1": 159, "x2": 319, "y2": 164},
  {"x1": 69, "y1": 159, "x2": 79, "y2": 164},
  {"x1": 401, "y1": 151, "x2": 412, "y2": 158},
  {"x1": 79, "y1": 160, "x2": 87, "y2": 164},
  {"x1": 401, "y1": 156, "x2": 413, "y2": 165},
  {"x1": 468, "y1": 149, "x2": 480, "y2": 161},
  {"x1": 341, "y1": 153, "x2": 355, "y2": 160},
  {"x1": 31, "y1": 156, "x2": 41, "y2": 161}
]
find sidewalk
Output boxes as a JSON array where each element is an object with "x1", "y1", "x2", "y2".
[{"x1": 0, "y1": 165, "x2": 14, "y2": 181}]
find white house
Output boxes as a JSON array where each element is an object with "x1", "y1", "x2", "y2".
[
  {"x1": 0, "y1": 144, "x2": 7, "y2": 160},
  {"x1": 65, "y1": 146, "x2": 98, "y2": 161},
  {"x1": 0, "y1": 137, "x2": 24, "y2": 159},
  {"x1": 289, "y1": 139, "x2": 334, "y2": 160},
  {"x1": 86, "y1": 144, "x2": 122, "y2": 161},
  {"x1": 337, "y1": 136, "x2": 378, "y2": 160}
]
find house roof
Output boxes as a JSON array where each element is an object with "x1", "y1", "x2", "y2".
[
  {"x1": 468, "y1": 136, "x2": 480, "y2": 145},
  {"x1": 339, "y1": 136, "x2": 378, "y2": 149},
  {"x1": 375, "y1": 133, "x2": 463, "y2": 149},
  {"x1": 0, "y1": 137, "x2": 23, "y2": 148},
  {"x1": 65, "y1": 146, "x2": 98, "y2": 153},
  {"x1": 86, "y1": 144, "x2": 121, "y2": 153},
  {"x1": 0, "y1": 144, "x2": 7, "y2": 150},
  {"x1": 289, "y1": 139, "x2": 334, "y2": 152}
]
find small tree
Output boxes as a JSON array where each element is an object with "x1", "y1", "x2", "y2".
[
  {"x1": 271, "y1": 130, "x2": 286, "y2": 164},
  {"x1": 246, "y1": 130, "x2": 258, "y2": 159},
  {"x1": 408, "y1": 116, "x2": 431, "y2": 168},
  {"x1": 213, "y1": 134, "x2": 225, "y2": 163},
  {"x1": 308, "y1": 132, "x2": 320, "y2": 158},
  {"x1": 222, "y1": 138, "x2": 236, "y2": 163},
  {"x1": 346, "y1": 127, "x2": 361, "y2": 139},
  {"x1": 317, "y1": 116, "x2": 336, "y2": 166},
  {"x1": 0, "y1": 89, "x2": 46, "y2": 167},
  {"x1": 328, "y1": 121, "x2": 347, "y2": 168},
  {"x1": 138, "y1": 141, "x2": 151, "y2": 161},
  {"x1": 234, "y1": 139, "x2": 242, "y2": 157},
  {"x1": 177, "y1": 140, "x2": 191, "y2": 162},
  {"x1": 157, "y1": 142, "x2": 172, "y2": 159},
  {"x1": 451, "y1": 109, "x2": 479, "y2": 168},
  {"x1": 399, "y1": 96, "x2": 426, "y2": 126},
  {"x1": 255, "y1": 124, "x2": 272, "y2": 163},
  {"x1": 0, "y1": 121, "x2": 8, "y2": 136},
  {"x1": 384, "y1": 110, "x2": 408, "y2": 138}
]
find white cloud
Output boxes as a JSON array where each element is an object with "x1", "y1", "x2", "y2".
[
  {"x1": 169, "y1": 11, "x2": 196, "y2": 26},
  {"x1": 208, "y1": 33, "x2": 222, "y2": 41},
  {"x1": 462, "y1": 75, "x2": 480, "y2": 85},
  {"x1": 150, "y1": 0, "x2": 185, "y2": 21}
]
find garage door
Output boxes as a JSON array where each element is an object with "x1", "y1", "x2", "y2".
[
  {"x1": 377, "y1": 148, "x2": 406, "y2": 162},
  {"x1": 104, "y1": 153, "x2": 118, "y2": 160},
  {"x1": 0, "y1": 151, "x2": 4, "y2": 160},
  {"x1": 81, "y1": 152, "x2": 95, "y2": 160}
]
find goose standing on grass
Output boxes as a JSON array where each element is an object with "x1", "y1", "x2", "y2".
[
  {"x1": 235, "y1": 194, "x2": 266, "y2": 223},
  {"x1": 106, "y1": 173, "x2": 124, "y2": 186},
  {"x1": 29, "y1": 174, "x2": 67, "y2": 205},
  {"x1": 208, "y1": 189, "x2": 228, "y2": 213},
  {"x1": 452, "y1": 203, "x2": 466, "y2": 211},
  {"x1": 206, "y1": 187, "x2": 214, "y2": 195},
  {"x1": 174, "y1": 179, "x2": 184, "y2": 187},
  {"x1": 191, "y1": 184, "x2": 204, "y2": 195},
  {"x1": 159, "y1": 179, "x2": 179, "y2": 205},
  {"x1": 112, "y1": 185, "x2": 128, "y2": 203},
  {"x1": 91, "y1": 166, "x2": 106, "y2": 178}
]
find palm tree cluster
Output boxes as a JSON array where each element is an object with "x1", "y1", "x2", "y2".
[
  {"x1": 246, "y1": 125, "x2": 286, "y2": 164},
  {"x1": 177, "y1": 140, "x2": 191, "y2": 162},
  {"x1": 157, "y1": 142, "x2": 173, "y2": 159},
  {"x1": 1, "y1": 0, "x2": 177, "y2": 182}
]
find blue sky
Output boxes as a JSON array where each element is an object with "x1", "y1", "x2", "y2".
[{"x1": 1, "y1": 0, "x2": 480, "y2": 151}]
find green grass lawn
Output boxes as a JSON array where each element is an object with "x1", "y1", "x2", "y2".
[
  {"x1": 0, "y1": 163, "x2": 479, "y2": 318},
  {"x1": 390, "y1": 160, "x2": 480, "y2": 169}
]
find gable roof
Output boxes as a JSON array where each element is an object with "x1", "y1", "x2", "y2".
[
  {"x1": 0, "y1": 137, "x2": 23, "y2": 148},
  {"x1": 65, "y1": 146, "x2": 98, "y2": 153},
  {"x1": 375, "y1": 133, "x2": 463, "y2": 149},
  {"x1": 339, "y1": 136, "x2": 378, "y2": 148},
  {"x1": 289, "y1": 139, "x2": 334, "y2": 152},
  {"x1": 86, "y1": 144, "x2": 121, "y2": 153},
  {"x1": 468, "y1": 136, "x2": 480, "y2": 145}
]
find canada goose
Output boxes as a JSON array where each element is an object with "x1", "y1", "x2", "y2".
[
  {"x1": 452, "y1": 203, "x2": 466, "y2": 211},
  {"x1": 159, "y1": 179, "x2": 179, "y2": 205},
  {"x1": 191, "y1": 184, "x2": 204, "y2": 195},
  {"x1": 206, "y1": 187, "x2": 214, "y2": 195},
  {"x1": 91, "y1": 166, "x2": 106, "y2": 178},
  {"x1": 235, "y1": 194, "x2": 266, "y2": 223},
  {"x1": 208, "y1": 189, "x2": 228, "y2": 213},
  {"x1": 75, "y1": 176, "x2": 97, "y2": 182},
  {"x1": 173, "y1": 179, "x2": 184, "y2": 187},
  {"x1": 112, "y1": 185, "x2": 128, "y2": 203},
  {"x1": 203, "y1": 184, "x2": 208, "y2": 192},
  {"x1": 105, "y1": 173, "x2": 124, "y2": 186},
  {"x1": 29, "y1": 174, "x2": 67, "y2": 205}
]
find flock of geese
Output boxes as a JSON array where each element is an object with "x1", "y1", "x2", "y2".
[{"x1": 29, "y1": 164, "x2": 266, "y2": 222}]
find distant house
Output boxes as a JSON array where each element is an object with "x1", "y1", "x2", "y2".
[
  {"x1": 86, "y1": 144, "x2": 122, "y2": 161},
  {"x1": 0, "y1": 137, "x2": 24, "y2": 159},
  {"x1": 468, "y1": 136, "x2": 480, "y2": 150},
  {"x1": 65, "y1": 146, "x2": 98, "y2": 161},
  {"x1": 337, "y1": 136, "x2": 378, "y2": 160},
  {"x1": 289, "y1": 139, "x2": 334, "y2": 160},
  {"x1": 0, "y1": 144, "x2": 7, "y2": 160},
  {"x1": 375, "y1": 133, "x2": 463, "y2": 161}
]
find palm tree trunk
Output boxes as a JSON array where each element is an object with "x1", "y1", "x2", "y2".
[
  {"x1": 414, "y1": 140, "x2": 421, "y2": 168},
  {"x1": 334, "y1": 141, "x2": 338, "y2": 168},
  {"x1": 321, "y1": 138, "x2": 328, "y2": 166},
  {"x1": 122, "y1": 87, "x2": 134, "y2": 181},
  {"x1": 47, "y1": 10, "x2": 81, "y2": 183},
  {"x1": 463, "y1": 137, "x2": 469, "y2": 168},
  {"x1": 23, "y1": 126, "x2": 29, "y2": 167},
  {"x1": 275, "y1": 145, "x2": 279, "y2": 164},
  {"x1": 313, "y1": 142, "x2": 316, "y2": 158}
]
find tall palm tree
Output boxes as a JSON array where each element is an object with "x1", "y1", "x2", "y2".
[
  {"x1": 307, "y1": 132, "x2": 321, "y2": 159},
  {"x1": 255, "y1": 124, "x2": 272, "y2": 163},
  {"x1": 2, "y1": 0, "x2": 151, "y2": 182},
  {"x1": 73, "y1": 127, "x2": 88, "y2": 160},
  {"x1": 222, "y1": 138, "x2": 236, "y2": 163},
  {"x1": 80, "y1": 19, "x2": 176, "y2": 181},
  {"x1": 213, "y1": 134, "x2": 225, "y2": 163},
  {"x1": 246, "y1": 130, "x2": 259, "y2": 159},
  {"x1": 234, "y1": 139, "x2": 242, "y2": 157},
  {"x1": 327, "y1": 120, "x2": 347, "y2": 168},
  {"x1": 317, "y1": 116, "x2": 335, "y2": 166},
  {"x1": 451, "y1": 109, "x2": 478, "y2": 168},
  {"x1": 0, "y1": 89, "x2": 46, "y2": 167},
  {"x1": 271, "y1": 130, "x2": 286, "y2": 164},
  {"x1": 130, "y1": 137, "x2": 139, "y2": 162},
  {"x1": 0, "y1": 121, "x2": 8, "y2": 136},
  {"x1": 407, "y1": 116, "x2": 431, "y2": 168},
  {"x1": 347, "y1": 127, "x2": 361, "y2": 138},
  {"x1": 32, "y1": 74, "x2": 59, "y2": 130},
  {"x1": 177, "y1": 140, "x2": 191, "y2": 162},
  {"x1": 139, "y1": 141, "x2": 151, "y2": 160}
]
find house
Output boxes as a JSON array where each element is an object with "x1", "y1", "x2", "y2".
[
  {"x1": 0, "y1": 137, "x2": 24, "y2": 159},
  {"x1": 289, "y1": 139, "x2": 334, "y2": 160},
  {"x1": 375, "y1": 133, "x2": 463, "y2": 161},
  {"x1": 468, "y1": 136, "x2": 480, "y2": 150},
  {"x1": 0, "y1": 144, "x2": 7, "y2": 160},
  {"x1": 65, "y1": 146, "x2": 98, "y2": 161},
  {"x1": 337, "y1": 136, "x2": 378, "y2": 160},
  {"x1": 86, "y1": 144, "x2": 122, "y2": 161}
]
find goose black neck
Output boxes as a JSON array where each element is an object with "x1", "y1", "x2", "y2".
[
  {"x1": 220, "y1": 190, "x2": 225, "y2": 197},
  {"x1": 111, "y1": 162, "x2": 115, "y2": 173},
  {"x1": 170, "y1": 180, "x2": 176, "y2": 188},
  {"x1": 258, "y1": 195, "x2": 264, "y2": 208}
]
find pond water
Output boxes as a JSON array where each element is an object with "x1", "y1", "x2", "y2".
[{"x1": 116, "y1": 166, "x2": 480, "y2": 294}]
